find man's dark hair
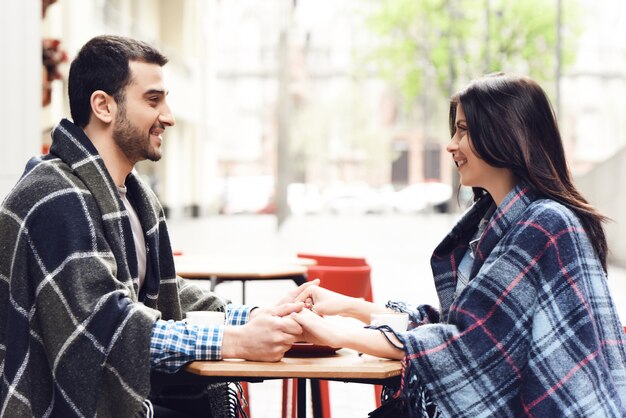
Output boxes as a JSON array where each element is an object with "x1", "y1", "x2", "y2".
[{"x1": 68, "y1": 35, "x2": 168, "y2": 128}]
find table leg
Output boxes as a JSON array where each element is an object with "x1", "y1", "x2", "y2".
[
  {"x1": 297, "y1": 378, "x2": 307, "y2": 418},
  {"x1": 210, "y1": 275, "x2": 218, "y2": 291},
  {"x1": 310, "y1": 379, "x2": 323, "y2": 418},
  {"x1": 241, "y1": 280, "x2": 247, "y2": 304}
]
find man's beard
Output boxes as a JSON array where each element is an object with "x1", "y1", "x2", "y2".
[{"x1": 112, "y1": 106, "x2": 162, "y2": 164}]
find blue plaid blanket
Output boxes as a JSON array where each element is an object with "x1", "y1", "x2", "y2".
[{"x1": 396, "y1": 185, "x2": 626, "y2": 417}]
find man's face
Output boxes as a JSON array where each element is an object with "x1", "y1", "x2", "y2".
[{"x1": 112, "y1": 61, "x2": 175, "y2": 164}]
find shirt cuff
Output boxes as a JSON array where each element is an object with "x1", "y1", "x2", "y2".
[
  {"x1": 226, "y1": 303, "x2": 254, "y2": 325},
  {"x1": 150, "y1": 319, "x2": 224, "y2": 373}
]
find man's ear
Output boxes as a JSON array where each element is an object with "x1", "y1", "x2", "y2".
[{"x1": 90, "y1": 90, "x2": 116, "y2": 124}]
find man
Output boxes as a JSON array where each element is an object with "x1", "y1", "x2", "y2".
[{"x1": 0, "y1": 35, "x2": 307, "y2": 418}]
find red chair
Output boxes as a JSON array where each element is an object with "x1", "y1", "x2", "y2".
[
  {"x1": 282, "y1": 254, "x2": 381, "y2": 418},
  {"x1": 297, "y1": 253, "x2": 368, "y2": 267}
]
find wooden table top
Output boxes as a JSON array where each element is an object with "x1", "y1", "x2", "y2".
[
  {"x1": 184, "y1": 349, "x2": 402, "y2": 380},
  {"x1": 174, "y1": 256, "x2": 309, "y2": 279}
]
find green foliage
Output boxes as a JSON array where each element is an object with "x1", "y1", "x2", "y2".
[
  {"x1": 364, "y1": 0, "x2": 581, "y2": 105},
  {"x1": 290, "y1": 83, "x2": 394, "y2": 176}
]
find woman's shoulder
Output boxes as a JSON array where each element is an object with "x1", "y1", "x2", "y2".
[{"x1": 519, "y1": 197, "x2": 584, "y2": 234}]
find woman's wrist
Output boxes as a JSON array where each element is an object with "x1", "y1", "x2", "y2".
[
  {"x1": 341, "y1": 327, "x2": 405, "y2": 359},
  {"x1": 345, "y1": 297, "x2": 389, "y2": 324}
]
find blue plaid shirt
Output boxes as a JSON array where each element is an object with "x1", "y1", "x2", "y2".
[{"x1": 150, "y1": 304, "x2": 252, "y2": 373}]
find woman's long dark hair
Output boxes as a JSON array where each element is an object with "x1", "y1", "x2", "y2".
[{"x1": 449, "y1": 73, "x2": 608, "y2": 271}]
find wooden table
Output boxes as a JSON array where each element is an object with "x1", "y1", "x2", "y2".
[
  {"x1": 153, "y1": 349, "x2": 401, "y2": 418},
  {"x1": 174, "y1": 255, "x2": 310, "y2": 304}
]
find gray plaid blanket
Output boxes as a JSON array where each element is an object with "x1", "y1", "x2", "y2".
[{"x1": 0, "y1": 119, "x2": 229, "y2": 417}]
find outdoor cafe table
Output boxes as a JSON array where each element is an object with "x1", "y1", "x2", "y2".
[
  {"x1": 152, "y1": 348, "x2": 402, "y2": 418},
  {"x1": 174, "y1": 255, "x2": 312, "y2": 304}
]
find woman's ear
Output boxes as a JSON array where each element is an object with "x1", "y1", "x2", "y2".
[{"x1": 90, "y1": 90, "x2": 115, "y2": 124}]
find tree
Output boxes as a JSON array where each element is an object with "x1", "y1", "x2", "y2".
[
  {"x1": 362, "y1": 0, "x2": 580, "y2": 210},
  {"x1": 290, "y1": 82, "x2": 395, "y2": 184},
  {"x1": 364, "y1": 0, "x2": 580, "y2": 107}
]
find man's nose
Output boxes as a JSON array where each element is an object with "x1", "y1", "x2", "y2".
[{"x1": 160, "y1": 103, "x2": 175, "y2": 127}]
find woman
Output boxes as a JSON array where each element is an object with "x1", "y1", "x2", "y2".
[{"x1": 293, "y1": 73, "x2": 626, "y2": 417}]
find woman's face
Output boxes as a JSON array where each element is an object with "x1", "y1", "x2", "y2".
[{"x1": 446, "y1": 102, "x2": 514, "y2": 203}]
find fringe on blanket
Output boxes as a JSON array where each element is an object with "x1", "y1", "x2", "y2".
[
  {"x1": 369, "y1": 357, "x2": 441, "y2": 418},
  {"x1": 228, "y1": 382, "x2": 249, "y2": 418}
]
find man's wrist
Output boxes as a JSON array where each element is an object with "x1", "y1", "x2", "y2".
[
  {"x1": 221, "y1": 325, "x2": 243, "y2": 359},
  {"x1": 248, "y1": 306, "x2": 261, "y2": 320}
]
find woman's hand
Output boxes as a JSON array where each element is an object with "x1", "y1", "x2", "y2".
[
  {"x1": 291, "y1": 309, "x2": 406, "y2": 359},
  {"x1": 294, "y1": 284, "x2": 389, "y2": 323},
  {"x1": 274, "y1": 279, "x2": 321, "y2": 306},
  {"x1": 293, "y1": 284, "x2": 355, "y2": 317},
  {"x1": 250, "y1": 280, "x2": 321, "y2": 319},
  {"x1": 290, "y1": 308, "x2": 346, "y2": 348}
]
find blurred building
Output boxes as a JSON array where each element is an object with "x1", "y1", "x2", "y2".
[
  {"x1": 38, "y1": 0, "x2": 219, "y2": 218},
  {"x1": 560, "y1": 0, "x2": 626, "y2": 173},
  {"x1": 208, "y1": 0, "x2": 451, "y2": 216},
  {"x1": 0, "y1": 1, "x2": 41, "y2": 199},
  {"x1": 2, "y1": 0, "x2": 625, "y2": 221}
]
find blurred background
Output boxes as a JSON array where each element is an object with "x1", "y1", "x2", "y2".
[
  {"x1": 4, "y1": 0, "x2": 624, "y2": 263},
  {"x1": 3, "y1": 1, "x2": 626, "y2": 416},
  {"x1": 3, "y1": 0, "x2": 624, "y2": 264}
]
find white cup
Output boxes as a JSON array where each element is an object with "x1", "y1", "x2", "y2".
[
  {"x1": 370, "y1": 312, "x2": 409, "y2": 333},
  {"x1": 183, "y1": 311, "x2": 225, "y2": 326}
]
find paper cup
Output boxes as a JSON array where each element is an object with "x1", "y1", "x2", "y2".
[
  {"x1": 183, "y1": 311, "x2": 225, "y2": 326},
  {"x1": 370, "y1": 312, "x2": 409, "y2": 332}
]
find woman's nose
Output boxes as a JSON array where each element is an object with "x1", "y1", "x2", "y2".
[{"x1": 446, "y1": 136, "x2": 458, "y2": 153}]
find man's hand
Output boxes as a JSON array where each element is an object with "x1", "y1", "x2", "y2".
[
  {"x1": 222, "y1": 302, "x2": 304, "y2": 361},
  {"x1": 273, "y1": 279, "x2": 321, "y2": 306}
]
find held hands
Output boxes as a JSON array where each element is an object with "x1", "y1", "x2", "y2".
[
  {"x1": 247, "y1": 279, "x2": 321, "y2": 320},
  {"x1": 273, "y1": 278, "x2": 356, "y2": 317},
  {"x1": 293, "y1": 283, "x2": 356, "y2": 317},
  {"x1": 222, "y1": 302, "x2": 304, "y2": 362},
  {"x1": 292, "y1": 308, "x2": 406, "y2": 360},
  {"x1": 290, "y1": 308, "x2": 345, "y2": 348},
  {"x1": 273, "y1": 279, "x2": 321, "y2": 306}
]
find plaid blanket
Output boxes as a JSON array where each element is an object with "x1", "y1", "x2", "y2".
[
  {"x1": 397, "y1": 185, "x2": 626, "y2": 417},
  {"x1": 0, "y1": 119, "x2": 229, "y2": 417}
]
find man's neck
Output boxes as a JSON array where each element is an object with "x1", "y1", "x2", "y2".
[{"x1": 83, "y1": 125, "x2": 133, "y2": 187}]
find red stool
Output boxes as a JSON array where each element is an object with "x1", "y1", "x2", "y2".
[{"x1": 282, "y1": 254, "x2": 381, "y2": 418}]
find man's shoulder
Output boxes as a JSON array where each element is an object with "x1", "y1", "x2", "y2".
[{"x1": 2, "y1": 155, "x2": 92, "y2": 217}]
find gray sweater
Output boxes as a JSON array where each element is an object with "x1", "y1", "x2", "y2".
[{"x1": 0, "y1": 119, "x2": 230, "y2": 417}]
